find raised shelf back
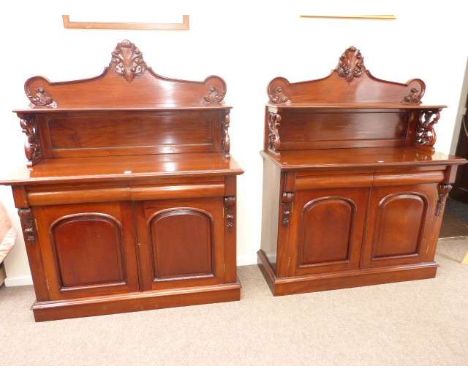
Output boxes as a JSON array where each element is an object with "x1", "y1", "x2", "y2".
[
  {"x1": 16, "y1": 40, "x2": 231, "y2": 165},
  {"x1": 265, "y1": 47, "x2": 442, "y2": 152}
]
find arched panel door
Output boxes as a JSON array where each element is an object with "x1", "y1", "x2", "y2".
[
  {"x1": 289, "y1": 188, "x2": 369, "y2": 276},
  {"x1": 137, "y1": 197, "x2": 225, "y2": 290},
  {"x1": 361, "y1": 183, "x2": 438, "y2": 268},
  {"x1": 33, "y1": 202, "x2": 139, "y2": 300}
]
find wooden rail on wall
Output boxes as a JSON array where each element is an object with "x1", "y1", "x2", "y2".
[{"x1": 62, "y1": 15, "x2": 190, "y2": 30}]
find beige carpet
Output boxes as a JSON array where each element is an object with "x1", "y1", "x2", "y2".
[{"x1": 1, "y1": 238, "x2": 467, "y2": 365}]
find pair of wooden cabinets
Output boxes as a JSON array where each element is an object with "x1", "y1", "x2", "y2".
[{"x1": 1, "y1": 42, "x2": 466, "y2": 321}]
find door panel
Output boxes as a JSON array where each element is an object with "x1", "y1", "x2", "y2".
[
  {"x1": 149, "y1": 209, "x2": 214, "y2": 279},
  {"x1": 137, "y1": 198, "x2": 225, "y2": 290},
  {"x1": 300, "y1": 197, "x2": 354, "y2": 265},
  {"x1": 362, "y1": 183, "x2": 438, "y2": 268},
  {"x1": 34, "y1": 203, "x2": 139, "y2": 299},
  {"x1": 52, "y1": 213, "x2": 126, "y2": 287},
  {"x1": 288, "y1": 188, "x2": 369, "y2": 275}
]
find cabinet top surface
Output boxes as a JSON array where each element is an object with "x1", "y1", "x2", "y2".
[
  {"x1": 261, "y1": 147, "x2": 467, "y2": 170},
  {"x1": 0, "y1": 153, "x2": 243, "y2": 185}
]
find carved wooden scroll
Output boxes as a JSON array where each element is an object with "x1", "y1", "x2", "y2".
[
  {"x1": 281, "y1": 192, "x2": 294, "y2": 225},
  {"x1": 18, "y1": 208, "x2": 36, "y2": 242},
  {"x1": 18, "y1": 113, "x2": 41, "y2": 166},
  {"x1": 436, "y1": 184, "x2": 452, "y2": 216},
  {"x1": 222, "y1": 110, "x2": 231, "y2": 158},
  {"x1": 224, "y1": 196, "x2": 236, "y2": 229},
  {"x1": 267, "y1": 46, "x2": 426, "y2": 105},
  {"x1": 416, "y1": 109, "x2": 441, "y2": 147},
  {"x1": 267, "y1": 111, "x2": 281, "y2": 153},
  {"x1": 23, "y1": 40, "x2": 227, "y2": 107}
]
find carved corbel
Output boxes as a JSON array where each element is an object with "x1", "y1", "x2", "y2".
[
  {"x1": 267, "y1": 111, "x2": 281, "y2": 153},
  {"x1": 436, "y1": 184, "x2": 452, "y2": 216},
  {"x1": 415, "y1": 109, "x2": 440, "y2": 147},
  {"x1": 18, "y1": 113, "x2": 42, "y2": 166},
  {"x1": 18, "y1": 208, "x2": 36, "y2": 242},
  {"x1": 224, "y1": 196, "x2": 236, "y2": 229},
  {"x1": 281, "y1": 192, "x2": 294, "y2": 225},
  {"x1": 222, "y1": 110, "x2": 231, "y2": 158},
  {"x1": 336, "y1": 46, "x2": 365, "y2": 82}
]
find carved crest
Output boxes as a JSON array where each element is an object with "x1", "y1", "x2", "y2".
[
  {"x1": 111, "y1": 40, "x2": 147, "y2": 82},
  {"x1": 403, "y1": 88, "x2": 423, "y2": 104},
  {"x1": 337, "y1": 46, "x2": 365, "y2": 82},
  {"x1": 26, "y1": 87, "x2": 57, "y2": 108},
  {"x1": 269, "y1": 86, "x2": 290, "y2": 104},
  {"x1": 204, "y1": 86, "x2": 225, "y2": 104}
]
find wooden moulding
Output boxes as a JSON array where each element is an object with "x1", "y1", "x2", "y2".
[
  {"x1": 257, "y1": 250, "x2": 437, "y2": 296},
  {"x1": 33, "y1": 281, "x2": 241, "y2": 321},
  {"x1": 267, "y1": 46, "x2": 426, "y2": 105},
  {"x1": 23, "y1": 39, "x2": 226, "y2": 108},
  {"x1": 62, "y1": 15, "x2": 190, "y2": 31}
]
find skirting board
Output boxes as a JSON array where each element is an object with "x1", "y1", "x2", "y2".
[{"x1": 4, "y1": 274, "x2": 33, "y2": 287}]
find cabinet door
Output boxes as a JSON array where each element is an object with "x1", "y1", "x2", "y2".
[
  {"x1": 361, "y1": 183, "x2": 438, "y2": 268},
  {"x1": 34, "y1": 202, "x2": 139, "y2": 300},
  {"x1": 287, "y1": 188, "x2": 369, "y2": 275},
  {"x1": 137, "y1": 198, "x2": 225, "y2": 290}
]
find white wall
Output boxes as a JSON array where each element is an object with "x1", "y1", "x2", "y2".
[{"x1": 1, "y1": 0, "x2": 467, "y2": 285}]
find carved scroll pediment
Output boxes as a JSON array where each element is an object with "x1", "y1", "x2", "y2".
[
  {"x1": 111, "y1": 39, "x2": 148, "y2": 81},
  {"x1": 336, "y1": 46, "x2": 365, "y2": 82}
]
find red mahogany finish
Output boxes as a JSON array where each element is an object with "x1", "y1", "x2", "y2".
[
  {"x1": 258, "y1": 47, "x2": 467, "y2": 296},
  {"x1": 0, "y1": 40, "x2": 242, "y2": 321}
]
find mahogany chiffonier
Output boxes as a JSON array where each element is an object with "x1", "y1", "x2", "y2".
[
  {"x1": 257, "y1": 46, "x2": 467, "y2": 296},
  {"x1": 0, "y1": 40, "x2": 243, "y2": 321}
]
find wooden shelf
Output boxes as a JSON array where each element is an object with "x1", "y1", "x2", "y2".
[
  {"x1": 266, "y1": 103, "x2": 446, "y2": 110},
  {"x1": 14, "y1": 105, "x2": 231, "y2": 114}
]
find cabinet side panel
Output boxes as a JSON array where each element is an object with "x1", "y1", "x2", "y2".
[{"x1": 260, "y1": 158, "x2": 281, "y2": 270}]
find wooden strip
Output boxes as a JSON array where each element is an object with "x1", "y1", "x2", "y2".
[
  {"x1": 300, "y1": 15, "x2": 396, "y2": 20},
  {"x1": 130, "y1": 184, "x2": 224, "y2": 200},
  {"x1": 296, "y1": 174, "x2": 373, "y2": 190},
  {"x1": 373, "y1": 171, "x2": 444, "y2": 186},
  {"x1": 62, "y1": 15, "x2": 190, "y2": 31},
  {"x1": 28, "y1": 184, "x2": 225, "y2": 206}
]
